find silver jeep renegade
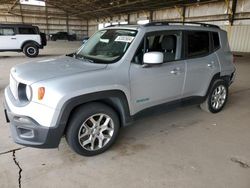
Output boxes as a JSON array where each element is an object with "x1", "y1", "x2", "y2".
[{"x1": 4, "y1": 22, "x2": 235, "y2": 156}]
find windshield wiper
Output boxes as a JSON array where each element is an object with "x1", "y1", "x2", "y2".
[{"x1": 75, "y1": 54, "x2": 94, "y2": 63}]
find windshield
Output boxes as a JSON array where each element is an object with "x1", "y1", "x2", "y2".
[{"x1": 76, "y1": 29, "x2": 137, "y2": 64}]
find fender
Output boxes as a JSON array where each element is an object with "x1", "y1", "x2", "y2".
[
  {"x1": 46, "y1": 90, "x2": 133, "y2": 147},
  {"x1": 21, "y1": 40, "x2": 40, "y2": 50}
]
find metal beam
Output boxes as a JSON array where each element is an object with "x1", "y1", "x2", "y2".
[{"x1": 7, "y1": 0, "x2": 18, "y2": 13}]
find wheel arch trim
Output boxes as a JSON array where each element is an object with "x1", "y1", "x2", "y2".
[
  {"x1": 206, "y1": 72, "x2": 231, "y2": 97},
  {"x1": 21, "y1": 40, "x2": 40, "y2": 50},
  {"x1": 52, "y1": 90, "x2": 132, "y2": 146}
]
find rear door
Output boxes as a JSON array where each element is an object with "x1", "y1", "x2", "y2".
[
  {"x1": 0, "y1": 27, "x2": 17, "y2": 50},
  {"x1": 16, "y1": 27, "x2": 41, "y2": 48},
  {"x1": 183, "y1": 30, "x2": 220, "y2": 98}
]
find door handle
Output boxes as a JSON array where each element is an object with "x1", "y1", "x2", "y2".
[
  {"x1": 170, "y1": 67, "x2": 180, "y2": 75},
  {"x1": 11, "y1": 37, "x2": 16, "y2": 40}
]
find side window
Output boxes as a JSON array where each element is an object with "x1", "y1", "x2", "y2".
[
  {"x1": 0, "y1": 28, "x2": 15, "y2": 36},
  {"x1": 133, "y1": 31, "x2": 181, "y2": 64},
  {"x1": 187, "y1": 31, "x2": 209, "y2": 58},
  {"x1": 18, "y1": 27, "x2": 36, "y2": 34},
  {"x1": 212, "y1": 32, "x2": 220, "y2": 50},
  {"x1": 159, "y1": 34, "x2": 177, "y2": 62}
]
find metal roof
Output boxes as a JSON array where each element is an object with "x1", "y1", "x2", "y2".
[{"x1": 0, "y1": 0, "x2": 223, "y2": 19}]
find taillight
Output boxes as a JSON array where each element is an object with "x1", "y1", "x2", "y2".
[{"x1": 38, "y1": 87, "x2": 45, "y2": 100}]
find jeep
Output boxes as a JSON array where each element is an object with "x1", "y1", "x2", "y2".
[
  {"x1": 4, "y1": 22, "x2": 235, "y2": 156},
  {"x1": 0, "y1": 24, "x2": 47, "y2": 57}
]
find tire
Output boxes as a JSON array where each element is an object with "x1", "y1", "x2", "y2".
[
  {"x1": 51, "y1": 37, "x2": 56, "y2": 41},
  {"x1": 23, "y1": 43, "x2": 39, "y2": 58},
  {"x1": 66, "y1": 102, "x2": 120, "y2": 156},
  {"x1": 200, "y1": 79, "x2": 228, "y2": 113}
]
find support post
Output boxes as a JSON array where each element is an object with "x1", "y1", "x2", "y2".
[
  {"x1": 127, "y1": 14, "x2": 130, "y2": 24},
  {"x1": 230, "y1": 0, "x2": 238, "y2": 26},
  {"x1": 86, "y1": 19, "x2": 89, "y2": 37},
  {"x1": 19, "y1": 2, "x2": 24, "y2": 23},
  {"x1": 182, "y1": 6, "x2": 186, "y2": 24},
  {"x1": 45, "y1": 3, "x2": 49, "y2": 34},
  {"x1": 66, "y1": 13, "x2": 69, "y2": 33},
  {"x1": 149, "y1": 11, "x2": 153, "y2": 22}
]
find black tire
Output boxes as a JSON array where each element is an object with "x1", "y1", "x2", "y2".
[
  {"x1": 66, "y1": 102, "x2": 120, "y2": 156},
  {"x1": 23, "y1": 43, "x2": 39, "y2": 58},
  {"x1": 51, "y1": 37, "x2": 56, "y2": 41},
  {"x1": 200, "y1": 79, "x2": 228, "y2": 113}
]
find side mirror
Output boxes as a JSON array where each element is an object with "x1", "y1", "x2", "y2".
[{"x1": 143, "y1": 52, "x2": 163, "y2": 65}]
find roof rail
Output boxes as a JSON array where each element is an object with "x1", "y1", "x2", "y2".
[
  {"x1": 144, "y1": 21, "x2": 220, "y2": 29},
  {"x1": 104, "y1": 24, "x2": 138, "y2": 28}
]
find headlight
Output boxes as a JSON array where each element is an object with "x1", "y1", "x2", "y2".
[{"x1": 25, "y1": 85, "x2": 32, "y2": 101}]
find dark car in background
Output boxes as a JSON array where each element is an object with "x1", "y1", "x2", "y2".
[
  {"x1": 82, "y1": 36, "x2": 89, "y2": 44},
  {"x1": 49, "y1": 32, "x2": 76, "y2": 41}
]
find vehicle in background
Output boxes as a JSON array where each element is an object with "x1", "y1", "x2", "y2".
[
  {"x1": 82, "y1": 36, "x2": 89, "y2": 44},
  {"x1": 49, "y1": 32, "x2": 76, "y2": 41},
  {"x1": 0, "y1": 24, "x2": 47, "y2": 57}
]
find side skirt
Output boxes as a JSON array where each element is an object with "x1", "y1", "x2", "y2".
[{"x1": 130, "y1": 96, "x2": 206, "y2": 121}]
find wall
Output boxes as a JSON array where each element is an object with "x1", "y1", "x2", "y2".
[
  {"x1": 88, "y1": 0, "x2": 250, "y2": 52},
  {"x1": 0, "y1": 3, "x2": 88, "y2": 40}
]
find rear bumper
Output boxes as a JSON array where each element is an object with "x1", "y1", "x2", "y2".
[{"x1": 4, "y1": 99, "x2": 62, "y2": 149}]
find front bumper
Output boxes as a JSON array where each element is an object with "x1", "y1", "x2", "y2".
[{"x1": 4, "y1": 100, "x2": 62, "y2": 148}]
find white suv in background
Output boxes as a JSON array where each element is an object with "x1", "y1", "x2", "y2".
[{"x1": 0, "y1": 24, "x2": 47, "y2": 57}]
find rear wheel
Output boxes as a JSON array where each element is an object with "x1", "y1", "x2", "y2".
[
  {"x1": 51, "y1": 36, "x2": 56, "y2": 41},
  {"x1": 200, "y1": 79, "x2": 228, "y2": 113},
  {"x1": 23, "y1": 43, "x2": 39, "y2": 58},
  {"x1": 66, "y1": 102, "x2": 120, "y2": 156}
]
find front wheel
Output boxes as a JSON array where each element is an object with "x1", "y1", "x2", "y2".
[
  {"x1": 200, "y1": 79, "x2": 228, "y2": 113},
  {"x1": 66, "y1": 102, "x2": 120, "y2": 156}
]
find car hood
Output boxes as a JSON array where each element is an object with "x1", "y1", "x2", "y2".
[{"x1": 11, "y1": 56, "x2": 107, "y2": 85}]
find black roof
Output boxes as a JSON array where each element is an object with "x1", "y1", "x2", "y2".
[{"x1": 0, "y1": 23, "x2": 35, "y2": 27}]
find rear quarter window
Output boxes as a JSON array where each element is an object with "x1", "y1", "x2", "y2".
[
  {"x1": 186, "y1": 31, "x2": 209, "y2": 58},
  {"x1": 18, "y1": 27, "x2": 37, "y2": 34},
  {"x1": 212, "y1": 32, "x2": 220, "y2": 50}
]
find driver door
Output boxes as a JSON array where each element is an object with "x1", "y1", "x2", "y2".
[{"x1": 129, "y1": 31, "x2": 186, "y2": 114}]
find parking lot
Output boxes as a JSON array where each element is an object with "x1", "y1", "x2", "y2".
[{"x1": 0, "y1": 41, "x2": 249, "y2": 188}]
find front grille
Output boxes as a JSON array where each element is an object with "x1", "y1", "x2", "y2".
[{"x1": 9, "y1": 74, "x2": 19, "y2": 100}]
